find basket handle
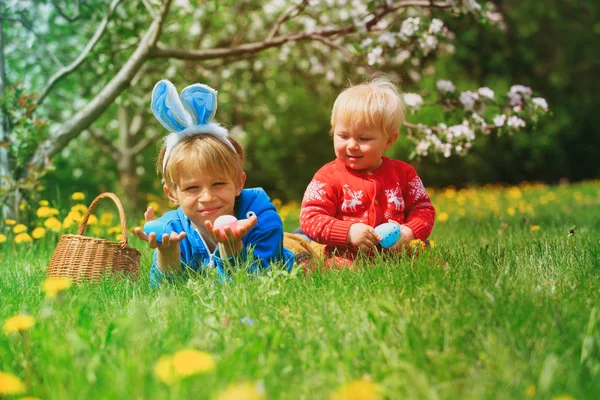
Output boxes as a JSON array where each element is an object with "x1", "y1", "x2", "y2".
[{"x1": 77, "y1": 192, "x2": 129, "y2": 246}]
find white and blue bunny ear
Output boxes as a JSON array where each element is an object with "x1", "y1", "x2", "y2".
[
  {"x1": 180, "y1": 83, "x2": 217, "y2": 126},
  {"x1": 151, "y1": 79, "x2": 192, "y2": 132}
]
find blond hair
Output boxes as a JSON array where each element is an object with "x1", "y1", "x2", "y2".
[
  {"x1": 331, "y1": 76, "x2": 405, "y2": 140},
  {"x1": 158, "y1": 135, "x2": 244, "y2": 190}
]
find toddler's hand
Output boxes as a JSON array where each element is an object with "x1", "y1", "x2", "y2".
[
  {"x1": 134, "y1": 206, "x2": 187, "y2": 252},
  {"x1": 386, "y1": 220, "x2": 415, "y2": 252},
  {"x1": 347, "y1": 223, "x2": 381, "y2": 252}
]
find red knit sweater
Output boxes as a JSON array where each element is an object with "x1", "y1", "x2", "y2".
[{"x1": 300, "y1": 157, "x2": 435, "y2": 259}]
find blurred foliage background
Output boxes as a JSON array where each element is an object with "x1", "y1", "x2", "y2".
[{"x1": 2, "y1": 0, "x2": 598, "y2": 211}]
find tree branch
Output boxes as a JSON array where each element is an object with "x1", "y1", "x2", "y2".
[
  {"x1": 28, "y1": 0, "x2": 173, "y2": 169},
  {"x1": 266, "y1": 1, "x2": 308, "y2": 42},
  {"x1": 36, "y1": 0, "x2": 124, "y2": 106},
  {"x1": 129, "y1": 131, "x2": 161, "y2": 156},
  {"x1": 89, "y1": 126, "x2": 120, "y2": 161},
  {"x1": 51, "y1": 0, "x2": 81, "y2": 22}
]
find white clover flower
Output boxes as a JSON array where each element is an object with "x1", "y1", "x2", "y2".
[
  {"x1": 367, "y1": 46, "x2": 384, "y2": 65},
  {"x1": 477, "y1": 87, "x2": 495, "y2": 100},
  {"x1": 493, "y1": 114, "x2": 506, "y2": 127},
  {"x1": 400, "y1": 17, "x2": 421, "y2": 39},
  {"x1": 459, "y1": 91, "x2": 479, "y2": 111},
  {"x1": 532, "y1": 97, "x2": 549, "y2": 111},
  {"x1": 429, "y1": 18, "x2": 444, "y2": 35},
  {"x1": 378, "y1": 31, "x2": 397, "y2": 47},
  {"x1": 419, "y1": 35, "x2": 438, "y2": 55},
  {"x1": 436, "y1": 80, "x2": 456, "y2": 95},
  {"x1": 403, "y1": 93, "x2": 424, "y2": 110},
  {"x1": 507, "y1": 115, "x2": 526, "y2": 129}
]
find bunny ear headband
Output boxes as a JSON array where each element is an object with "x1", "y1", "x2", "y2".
[{"x1": 151, "y1": 79, "x2": 236, "y2": 171}]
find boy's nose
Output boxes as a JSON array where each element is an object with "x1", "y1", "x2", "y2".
[{"x1": 198, "y1": 188, "x2": 215, "y2": 202}]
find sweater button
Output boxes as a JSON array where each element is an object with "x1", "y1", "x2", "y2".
[{"x1": 374, "y1": 200, "x2": 379, "y2": 205}]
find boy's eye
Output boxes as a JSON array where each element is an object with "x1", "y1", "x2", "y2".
[
  {"x1": 213, "y1": 182, "x2": 226, "y2": 187},
  {"x1": 360, "y1": 137, "x2": 371, "y2": 141}
]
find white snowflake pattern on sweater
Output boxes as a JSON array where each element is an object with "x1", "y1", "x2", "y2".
[
  {"x1": 303, "y1": 180, "x2": 327, "y2": 203},
  {"x1": 408, "y1": 176, "x2": 428, "y2": 202}
]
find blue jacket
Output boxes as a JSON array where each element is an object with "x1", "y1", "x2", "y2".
[{"x1": 150, "y1": 188, "x2": 294, "y2": 286}]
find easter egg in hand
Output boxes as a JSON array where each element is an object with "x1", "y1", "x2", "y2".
[
  {"x1": 375, "y1": 222, "x2": 401, "y2": 248},
  {"x1": 214, "y1": 215, "x2": 238, "y2": 235},
  {"x1": 143, "y1": 220, "x2": 167, "y2": 243}
]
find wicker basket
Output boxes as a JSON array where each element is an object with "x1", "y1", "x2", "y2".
[{"x1": 46, "y1": 192, "x2": 141, "y2": 283}]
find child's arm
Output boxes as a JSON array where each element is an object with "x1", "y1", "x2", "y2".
[{"x1": 401, "y1": 167, "x2": 436, "y2": 241}]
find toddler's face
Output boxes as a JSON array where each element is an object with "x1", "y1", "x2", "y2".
[
  {"x1": 333, "y1": 122, "x2": 395, "y2": 172},
  {"x1": 165, "y1": 168, "x2": 245, "y2": 229}
]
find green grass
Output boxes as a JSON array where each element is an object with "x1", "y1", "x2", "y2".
[{"x1": 1, "y1": 181, "x2": 600, "y2": 399}]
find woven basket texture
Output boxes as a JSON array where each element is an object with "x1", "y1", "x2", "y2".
[{"x1": 46, "y1": 193, "x2": 141, "y2": 283}]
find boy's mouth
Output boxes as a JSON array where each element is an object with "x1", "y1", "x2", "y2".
[{"x1": 199, "y1": 207, "x2": 220, "y2": 216}]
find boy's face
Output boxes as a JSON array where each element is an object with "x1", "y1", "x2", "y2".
[
  {"x1": 333, "y1": 122, "x2": 397, "y2": 172},
  {"x1": 164, "y1": 168, "x2": 246, "y2": 229}
]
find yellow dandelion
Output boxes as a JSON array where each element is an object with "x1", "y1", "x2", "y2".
[
  {"x1": 70, "y1": 204, "x2": 88, "y2": 214},
  {"x1": 409, "y1": 239, "x2": 426, "y2": 251},
  {"x1": 437, "y1": 212, "x2": 449, "y2": 222},
  {"x1": 42, "y1": 277, "x2": 73, "y2": 299},
  {"x1": 525, "y1": 384, "x2": 536, "y2": 397},
  {"x1": 72, "y1": 192, "x2": 85, "y2": 201},
  {"x1": 19, "y1": 397, "x2": 41, "y2": 400},
  {"x1": 2, "y1": 315, "x2": 35, "y2": 334},
  {"x1": 14, "y1": 233, "x2": 33, "y2": 244},
  {"x1": 530, "y1": 225, "x2": 541, "y2": 232},
  {"x1": 48, "y1": 207, "x2": 59, "y2": 215},
  {"x1": 39, "y1": 200, "x2": 49, "y2": 206},
  {"x1": 44, "y1": 217, "x2": 62, "y2": 232},
  {"x1": 506, "y1": 207, "x2": 516, "y2": 216},
  {"x1": 36, "y1": 206, "x2": 53, "y2": 218},
  {"x1": 552, "y1": 395, "x2": 575, "y2": 400},
  {"x1": 5, "y1": 219, "x2": 16, "y2": 226},
  {"x1": 13, "y1": 224, "x2": 27, "y2": 233},
  {"x1": 172, "y1": 349, "x2": 216, "y2": 377},
  {"x1": 330, "y1": 379, "x2": 381, "y2": 400},
  {"x1": 0, "y1": 371, "x2": 26, "y2": 395},
  {"x1": 507, "y1": 187, "x2": 522, "y2": 199},
  {"x1": 116, "y1": 234, "x2": 123, "y2": 241},
  {"x1": 0, "y1": 234, "x2": 6, "y2": 243},
  {"x1": 86, "y1": 214, "x2": 98, "y2": 226},
  {"x1": 62, "y1": 215, "x2": 75, "y2": 229},
  {"x1": 153, "y1": 356, "x2": 178, "y2": 385},
  {"x1": 217, "y1": 382, "x2": 264, "y2": 400},
  {"x1": 429, "y1": 240, "x2": 436, "y2": 248},
  {"x1": 31, "y1": 227, "x2": 46, "y2": 239},
  {"x1": 108, "y1": 226, "x2": 121, "y2": 234},
  {"x1": 271, "y1": 198, "x2": 282, "y2": 209},
  {"x1": 100, "y1": 212, "x2": 113, "y2": 226},
  {"x1": 148, "y1": 201, "x2": 161, "y2": 212}
]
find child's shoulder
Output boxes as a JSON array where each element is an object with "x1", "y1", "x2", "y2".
[{"x1": 237, "y1": 187, "x2": 275, "y2": 215}]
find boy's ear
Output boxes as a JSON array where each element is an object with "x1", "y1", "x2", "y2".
[
  {"x1": 236, "y1": 173, "x2": 247, "y2": 195},
  {"x1": 163, "y1": 185, "x2": 178, "y2": 205},
  {"x1": 385, "y1": 132, "x2": 399, "y2": 150}
]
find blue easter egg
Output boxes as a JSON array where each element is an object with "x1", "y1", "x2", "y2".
[
  {"x1": 374, "y1": 222, "x2": 401, "y2": 248},
  {"x1": 143, "y1": 220, "x2": 167, "y2": 243}
]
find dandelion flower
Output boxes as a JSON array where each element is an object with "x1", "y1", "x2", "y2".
[
  {"x1": 552, "y1": 396, "x2": 575, "y2": 400},
  {"x1": 39, "y1": 200, "x2": 49, "y2": 206},
  {"x1": 42, "y1": 277, "x2": 73, "y2": 298},
  {"x1": 0, "y1": 371, "x2": 26, "y2": 395},
  {"x1": 409, "y1": 239, "x2": 426, "y2": 251},
  {"x1": 330, "y1": 378, "x2": 381, "y2": 400},
  {"x1": 147, "y1": 201, "x2": 161, "y2": 212},
  {"x1": 507, "y1": 207, "x2": 516, "y2": 216},
  {"x1": 0, "y1": 234, "x2": 6, "y2": 243},
  {"x1": 13, "y1": 224, "x2": 27, "y2": 234},
  {"x1": 2, "y1": 315, "x2": 35, "y2": 334},
  {"x1": 153, "y1": 356, "x2": 178, "y2": 385},
  {"x1": 44, "y1": 217, "x2": 62, "y2": 232},
  {"x1": 5, "y1": 219, "x2": 16, "y2": 226},
  {"x1": 36, "y1": 206, "x2": 53, "y2": 218},
  {"x1": 525, "y1": 384, "x2": 536, "y2": 397},
  {"x1": 172, "y1": 349, "x2": 216, "y2": 377},
  {"x1": 437, "y1": 212, "x2": 448, "y2": 222},
  {"x1": 14, "y1": 233, "x2": 33, "y2": 244},
  {"x1": 429, "y1": 240, "x2": 436, "y2": 248},
  {"x1": 32, "y1": 227, "x2": 46, "y2": 239},
  {"x1": 70, "y1": 204, "x2": 88, "y2": 214},
  {"x1": 100, "y1": 212, "x2": 113, "y2": 226},
  {"x1": 72, "y1": 192, "x2": 85, "y2": 201},
  {"x1": 86, "y1": 215, "x2": 98, "y2": 226},
  {"x1": 530, "y1": 225, "x2": 541, "y2": 232},
  {"x1": 217, "y1": 382, "x2": 264, "y2": 400}
]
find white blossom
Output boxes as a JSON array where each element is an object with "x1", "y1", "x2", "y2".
[
  {"x1": 360, "y1": 37, "x2": 373, "y2": 48},
  {"x1": 459, "y1": 91, "x2": 479, "y2": 111},
  {"x1": 393, "y1": 50, "x2": 411, "y2": 64},
  {"x1": 507, "y1": 116, "x2": 526, "y2": 129},
  {"x1": 532, "y1": 97, "x2": 549, "y2": 111},
  {"x1": 493, "y1": 115, "x2": 506, "y2": 127},
  {"x1": 477, "y1": 87, "x2": 495, "y2": 100},
  {"x1": 403, "y1": 93, "x2": 424, "y2": 110},
  {"x1": 378, "y1": 31, "x2": 397, "y2": 47},
  {"x1": 448, "y1": 121, "x2": 475, "y2": 141},
  {"x1": 400, "y1": 17, "x2": 421, "y2": 39},
  {"x1": 415, "y1": 140, "x2": 431, "y2": 156},
  {"x1": 436, "y1": 80, "x2": 456, "y2": 95},
  {"x1": 367, "y1": 46, "x2": 384, "y2": 65},
  {"x1": 419, "y1": 35, "x2": 438, "y2": 55},
  {"x1": 429, "y1": 18, "x2": 444, "y2": 35}
]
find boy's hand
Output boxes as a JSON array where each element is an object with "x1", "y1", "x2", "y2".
[
  {"x1": 134, "y1": 206, "x2": 187, "y2": 251},
  {"x1": 347, "y1": 223, "x2": 381, "y2": 252},
  {"x1": 205, "y1": 214, "x2": 258, "y2": 257}
]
